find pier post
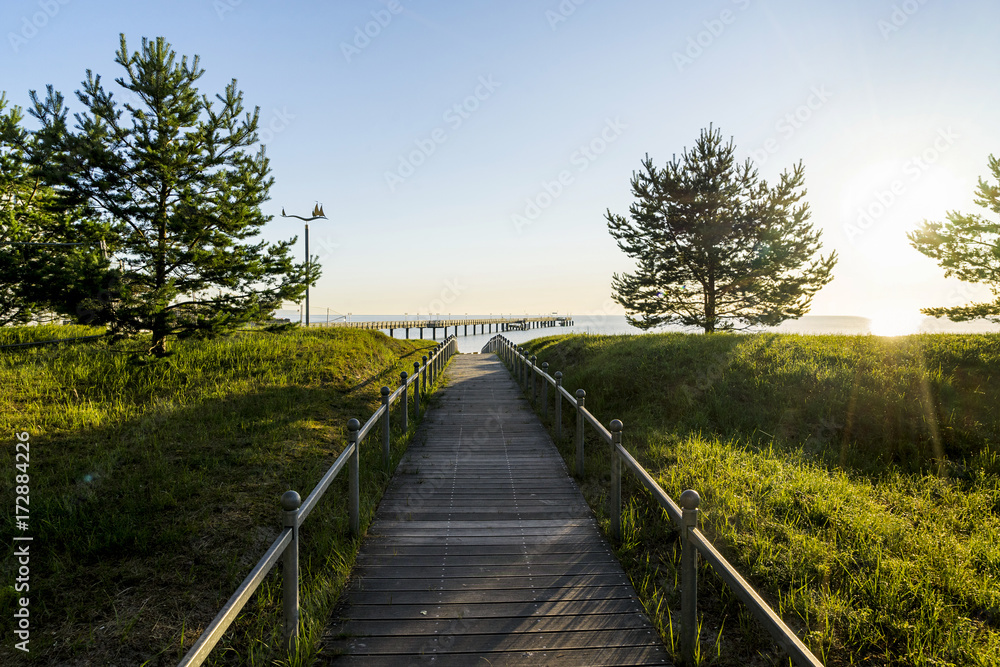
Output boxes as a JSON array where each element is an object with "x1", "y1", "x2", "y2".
[
  {"x1": 348, "y1": 418, "x2": 360, "y2": 535},
  {"x1": 680, "y1": 490, "x2": 701, "y2": 666},
  {"x1": 281, "y1": 490, "x2": 301, "y2": 651},
  {"x1": 575, "y1": 389, "x2": 586, "y2": 477},
  {"x1": 530, "y1": 356, "x2": 537, "y2": 403},
  {"x1": 381, "y1": 387, "x2": 390, "y2": 469},
  {"x1": 400, "y1": 372, "x2": 409, "y2": 431},
  {"x1": 610, "y1": 420, "x2": 623, "y2": 542},
  {"x1": 414, "y1": 362, "x2": 421, "y2": 415},
  {"x1": 554, "y1": 372, "x2": 563, "y2": 441},
  {"x1": 541, "y1": 362, "x2": 549, "y2": 419},
  {"x1": 422, "y1": 356, "x2": 428, "y2": 395}
]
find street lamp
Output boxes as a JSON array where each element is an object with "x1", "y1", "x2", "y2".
[{"x1": 281, "y1": 203, "x2": 327, "y2": 327}]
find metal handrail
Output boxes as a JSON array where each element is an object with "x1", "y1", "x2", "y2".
[
  {"x1": 177, "y1": 335, "x2": 460, "y2": 666},
  {"x1": 486, "y1": 334, "x2": 823, "y2": 667}
]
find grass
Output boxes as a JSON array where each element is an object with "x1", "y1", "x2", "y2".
[
  {"x1": 513, "y1": 332, "x2": 1000, "y2": 666},
  {"x1": 0, "y1": 325, "x2": 450, "y2": 666}
]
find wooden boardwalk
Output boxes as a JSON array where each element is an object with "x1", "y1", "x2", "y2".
[{"x1": 321, "y1": 354, "x2": 671, "y2": 666}]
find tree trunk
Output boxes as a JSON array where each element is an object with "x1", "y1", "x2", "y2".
[{"x1": 152, "y1": 182, "x2": 168, "y2": 357}]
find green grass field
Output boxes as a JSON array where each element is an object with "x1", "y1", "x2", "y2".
[
  {"x1": 0, "y1": 326, "x2": 446, "y2": 666},
  {"x1": 518, "y1": 332, "x2": 1000, "y2": 666}
]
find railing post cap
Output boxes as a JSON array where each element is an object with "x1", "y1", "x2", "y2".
[
  {"x1": 554, "y1": 371, "x2": 563, "y2": 379},
  {"x1": 347, "y1": 417, "x2": 361, "y2": 431},
  {"x1": 575, "y1": 388, "x2": 586, "y2": 399},
  {"x1": 610, "y1": 419, "x2": 623, "y2": 432},
  {"x1": 531, "y1": 355, "x2": 537, "y2": 362},
  {"x1": 380, "y1": 386, "x2": 390, "y2": 396},
  {"x1": 414, "y1": 361, "x2": 420, "y2": 369},
  {"x1": 422, "y1": 355, "x2": 428, "y2": 362},
  {"x1": 400, "y1": 371, "x2": 408, "y2": 379},
  {"x1": 541, "y1": 361, "x2": 548, "y2": 369},
  {"x1": 679, "y1": 489, "x2": 701, "y2": 510},
  {"x1": 281, "y1": 490, "x2": 302, "y2": 511}
]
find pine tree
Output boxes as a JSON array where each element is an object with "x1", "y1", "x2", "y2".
[
  {"x1": 908, "y1": 154, "x2": 1000, "y2": 321},
  {"x1": 28, "y1": 35, "x2": 316, "y2": 355},
  {"x1": 607, "y1": 126, "x2": 837, "y2": 333}
]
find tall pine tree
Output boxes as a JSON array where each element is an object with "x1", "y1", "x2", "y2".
[
  {"x1": 607, "y1": 126, "x2": 837, "y2": 333},
  {"x1": 29, "y1": 35, "x2": 316, "y2": 355},
  {"x1": 908, "y1": 154, "x2": 1000, "y2": 322}
]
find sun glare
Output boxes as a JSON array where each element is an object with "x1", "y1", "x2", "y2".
[{"x1": 869, "y1": 313, "x2": 925, "y2": 337}]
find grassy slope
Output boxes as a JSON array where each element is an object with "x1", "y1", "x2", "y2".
[
  {"x1": 519, "y1": 332, "x2": 1000, "y2": 666},
  {"x1": 0, "y1": 326, "x2": 443, "y2": 666}
]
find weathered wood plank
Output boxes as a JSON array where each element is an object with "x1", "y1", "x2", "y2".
[
  {"x1": 340, "y1": 596, "x2": 644, "y2": 619},
  {"x1": 330, "y1": 627, "x2": 662, "y2": 654},
  {"x1": 345, "y1": 585, "x2": 641, "y2": 606},
  {"x1": 323, "y1": 646, "x2": 667, "y2": 667}
]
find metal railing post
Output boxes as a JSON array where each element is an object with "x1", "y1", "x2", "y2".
[
  {"x1": 381, "y1": 387, "x2": 390, "y2": 469},
  {"x1": 680, "y1": 489, "x2": 701, "y2": 666},
  {"x1": 530, "y1": 355, "x2": 537, "y2": 404},
  {"x1": 554, "y1": 371, "x2": 563, "y2": 441},
  {"x1": 281, "y1": 490, "x2": 301, "y2": 651},
  {"x1": 422, "y1": 355, "x2": 428, "y2": 395},
  {"x1": 541, "y1": 362, "x2": 549, "y2": 420},
  {"x1": 610, "y1": 420, "x2": 623, "y2": 543},
  {"x1": 400, "y1": 372, "x2": 409, "y2": 432},
  {"x1": 414, "y1": 361, "x2": 421, "y2": 415},
  {"x1": 575, "y1": 389, "x2": 586, "y2": 477},
  {"x1": 348, "y1": 419, "x2": 360, "y2": 536}
]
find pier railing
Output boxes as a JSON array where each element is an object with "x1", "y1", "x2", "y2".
[
  {"x1": 177, "y1": 336, "x2": 459, "y2": 667},
  {"x1": 485, "y1": 334, "x2": 823, "y2": 667},
  {"x1": 313, "y1": 315, "x2": 573, "y2": 339}
]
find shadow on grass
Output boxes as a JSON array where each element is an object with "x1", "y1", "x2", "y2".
[{"x1": 1, "y1": 377, "x2": 426, "y2": 666}]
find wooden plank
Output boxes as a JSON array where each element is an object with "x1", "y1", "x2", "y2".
[
  {"x1": 340, "y1": 596, "x2": 645, "y2": 619},
  {"x1": 330, "y1": 627, "x2": 662, "y2": 654},
  {"x1": 335, "y1": 612, "x2": 656, "y2": 638},
  {"x1": 323, "y1": 645, "x2": 667, "y2": 667},
  {"x1": 319, "y1": 354, "x2": 671, "y2": 665},
  {"x1": 353, "y1": 563, "x2": 627, "y2": 578},
  {"x1": 347, "y1": 573, "x2": 630, "y2": 592},
  {"x1": 345, "y1": 585, "x2": 641, "y2": 606}
]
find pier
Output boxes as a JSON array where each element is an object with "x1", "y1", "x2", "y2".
[{"x1": 315, "y1": 315, "x2": 574, "y2": 339}]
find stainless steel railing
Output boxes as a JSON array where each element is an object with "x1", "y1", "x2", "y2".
[
  {"x1": 485, "y1": 334, "x2": 823, "y2": 667},
  {"x1": 177, "y1": 336, "x2": 459, "y2": 667}
]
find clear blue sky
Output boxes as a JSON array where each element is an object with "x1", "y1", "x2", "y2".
[{"x1": 3, "y1": 0, "x2": 999, "y2": 329}]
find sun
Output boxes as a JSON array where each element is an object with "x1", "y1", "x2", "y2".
[{"x1": 868, "y1": 312, "x2": 925, "y2": 336}]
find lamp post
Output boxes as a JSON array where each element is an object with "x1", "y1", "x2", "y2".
[{"x1": 281, "y1": 203, "x2": 327, "y2": 327}]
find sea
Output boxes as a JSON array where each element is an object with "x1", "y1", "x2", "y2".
[{"x1": 274, "y1": 311, "x2": 1000, "y2": 354}]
